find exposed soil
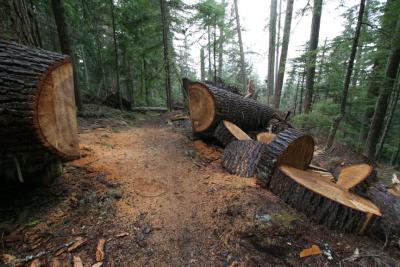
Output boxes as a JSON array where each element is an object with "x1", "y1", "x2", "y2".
[{"x1": 1, "y1": 110, "x2": 400, "y2": 266}]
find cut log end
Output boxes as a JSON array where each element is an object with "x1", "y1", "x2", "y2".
[
  {"x1": 188, "y1": 83, "x2": 215, "y2": 132},
  {"x1": 223, "y1": 120, "x2": 252, "y2": 141},
  {"x1": 36, "y1": 62, "x2": 79, "y2": 159},
  {"x1": 256, "y1": 132, "x2": 276, "y2": 144},
  {"x1": 337, "y1": 164, "x2": 373, "y2": 190}
]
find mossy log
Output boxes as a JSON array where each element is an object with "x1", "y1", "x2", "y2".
[{"x1": 256, "y1": 128, "x2": 314, "y2": 186}]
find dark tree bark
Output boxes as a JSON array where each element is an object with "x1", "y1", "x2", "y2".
[
  {"x1": 375, "y1": 80, "x2": 399, "y2": 160},
  {"x1": 234, "y1": 0, "x2": 246, "y2": 91},
  {"x1": 51, "y1": 0, "x2": 83, "y2": 111},
  {"x1": 160, "y1": 0, "x2": 172, "y2": 111},
  {"x1": 109, "y1": 0, "x2": 122, "y2": 110},
  {"x1": 364, "y1": 16, "x2": 400, "y2": 159},
  {"x1": 274, "y1": 0, "x2": 282, "y2": 81},
  {"x1": 0, "y1": 0, "x2": 41, "y2": 47},
  {"x1": 200, "y1": 47, "x2": 205, "y2": 81},
  {"x1": 267, "y1": 0, "x2": 277, "y2": 105},
  {"x1": 217, "y1": 1, "x2": 225, "y2": 78},
  {"x1": 303, "y1": 0, "x2": 323, "y2": 113},
  {"x1": 273, "y1": 0, "x2": 294, "y2": 109},
  {"x1": 325, "y1": 0, "x2": 366, "y2": 150}
]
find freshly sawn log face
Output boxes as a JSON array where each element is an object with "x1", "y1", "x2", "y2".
[
  {"x1": 256, "y1": 128, "x2": 314, "y2": 186},
  {"x1": 214, "y1": 120, "x2": 251, "y2": 147},
  {"x1": 0, "y1": 40, "x2": 79, "y2": 159},
  {"x1": 271, "y1": 165, "x2": 381, "y2": 233},
  {"x1": 222, "y1": 140, "x2": 264, "y2": 177},
  {"x1": 188, "y1": 82, "x2": 276, "y2": 133}
]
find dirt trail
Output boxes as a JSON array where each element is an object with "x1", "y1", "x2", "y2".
[
  {"x1": 1, "y1": 113, "x2": 400, "y2": 266},
  {"x1": 74, "y1": 117, "x2": 235, "y2": 266}
]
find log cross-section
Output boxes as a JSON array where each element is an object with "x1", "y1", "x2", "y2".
[
  {"x1": 0, "y1": 40, "x2": 79, "y2": 160},
  {"x1": 188, "y1": 82, "x2": 276, "y2": 133}
]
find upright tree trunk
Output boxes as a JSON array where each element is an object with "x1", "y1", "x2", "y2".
[
  {"x1": 267, "y1": 0, "x2": 277, "y2": 105},
  {"x1": 392, "y1": 140, "x2": 400, "y2": 165},
  {"x1": 213, "y1": 18, "x2": 217, "y2": 84},
  {"x1": 275, "y1": 0, "x2": 282, "y2": 83},
  {"x1": 365, "y1": 16, "x2": 400, "y2": 158},
  {"x1": 293, "y1": 71, "x2": 301, "y2": 115},
  {"x1": 80, "y1": 45, "x2": 91, "y2": 93},
  {"x1": 200, "y1": 47, "x2": 205, "y2": 81},
  {"x1": 325, "y1": 0, "x2": 366, "y2": 150},
  {"x1": 217, "y1": 0, "x2": 225, "y2": 78},
  {"x1": 160, "y1": 0, "x2": 172, "y2": 111},
  {"x1": 208, "y1": 25, "x2": 212, "y2": 79},
  {"x1": 303, "y1": 0, "x2": 323, "y2": 113},
  {"x1": 233, "y1": 0, "x2": 246, "y2": 91},
  {"x1": 51, "y1": 0, "x2": 82, "y2": 111},
  {"x1": 109, "y1": 0, "x2": 122, "y2": 110},
  {"x1": 299, "y1": 67, "x2": 306, "y2": 114},
  {"x1": 359, "y1": 0, "x2": 397, "y2": 143},
  {"x1": 273, "y1": 0, "x2": 294, "y2": 109},
  {"x1": 375, "y1": 78, "x2": 399, "y2": 160}
]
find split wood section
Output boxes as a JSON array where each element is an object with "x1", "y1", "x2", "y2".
[
  {"x1": 214, "y1": 120, "x2": 251, "y2": 147},
  {"x1": 188, "y1": 82, "x2": 276, "y2": 133}
]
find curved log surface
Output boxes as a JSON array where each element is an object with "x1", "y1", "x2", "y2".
[
  {"x1": 271, "y1": 165, "x2": 381, "y2": 233},
  {"x1": 256, "y1": 128, "x2": 314, "y2": 186},
  {"x1": 188, "y1": 82, "x2": 276, "y2": 133},
  {"x1": 222, "y1": 140, "x2": 264, "y2": 177},
  {"x1": 0, "y1": 40, "x2": 79, "y2": 160}
]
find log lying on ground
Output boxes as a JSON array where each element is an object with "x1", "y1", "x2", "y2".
[
  {"x1": 367, "y1": 182, "x2": 400, "y2": 237},
  {"x1": 222, "y1": 140, "x2": 264, "y2": 177},
  {"x1": 337, "y1": 164, "x2": 378, "y2": 196},
  {"x1": 271, "y1": 165, "x2": 381, "y2": 233},
  {"x1": 188, "y1": 82, "x2": 276, "y2": 133},
  {"x1": 256, "y1": 128, "x2": 314, "y2": 186},
  {"x1": 103, "y1": 93, "x2": 132, "y2": 110},
  {"x1": 214, "y1": 120, "x2": 251, "y2": 147},
  {"x1": 256, "y1": 132, "x2": 276, "y2": 144},
  {"x1": 0, "y1": 40, "x2": 79, "y2": 182},
  {"x1": 131, "y1": 106, "x2": 168, "y2": 112}
]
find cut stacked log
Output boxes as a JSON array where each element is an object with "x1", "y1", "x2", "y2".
[
  {"x1": 187, "y1": 80, "x2": 400, "y2": 235},
  {"x1": 0, "y1": 40, "x2": 79, "y2": 184}
]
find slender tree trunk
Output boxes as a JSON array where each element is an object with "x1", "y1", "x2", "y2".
[
  {"x1": 303, "y1": 0, "x2": 323, "y2": 113},
  {"x1": 234, "y1": 0, "x2": 246, "y2": 91},
  {"x1": 109, "y1": 0, "x2": 122, "y2": 110},
  {"x1": 200, "y1": 47, "x2": 205, "y2": 81},
  {"x1": 325, "y1": 0, "x2": 366, "y2": 150},
  {"x1": 364, "y1": 16, "x2": 400, "y2": 159},
  {"x1": 213, "y1": 18, "x2": 217, "y2": 84},
  {"x1": 392, "y1": 140, "x2": 400, "y2": 165},
  {"x1": 208, "y1": 25, "x2": 212, "y2": 79},
  {"x1": 267, "y1": 0, "x2": 277, "y2": 105},
  {"x1": 51, "y1": 0, "x2": 82, "y2": 111},
  {"x1": 299, "y1": 67, "x2": 306, "y2": 114},
  {"x1": 375, "y1": 78, "x2": 399, "y2": 160},
  {"x1": 160, "y1": 0, "x2": 172, "y2": 111},
  {"x1": 273, "y1": 0, "x2": 294, "y2": 109},
  {"x1": 80, "y1": 45, "x2": 91, "y2": 93},
  {"x1": 218, "y1": 0, "x2": 225, "y2": 78},
  {"x1": 359, "y1": 0, "x2": 397, "y2": 143},
  {"x1": 293, "y1": 72, "x2": 301, "y2": 115},
  {"x1": 275, "y1": 0, "x2": 282, "y2": 83}
]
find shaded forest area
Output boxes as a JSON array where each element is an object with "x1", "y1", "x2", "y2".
[{"x1": 1, "y1": 0, "x2": 399, "y2": 166}]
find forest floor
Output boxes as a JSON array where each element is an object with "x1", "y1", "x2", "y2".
[{"x1": 1, "y1": 105, "x2": 400, "y2": 267}]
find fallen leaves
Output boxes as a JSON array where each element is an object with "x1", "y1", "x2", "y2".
[
  {"x1": 299, "y1": 245, "x2": 322, "y2": 258},
  {"x1": 67, "y1": 237, "x2": 87, "y2": 252},
  {"x1": 96, "y1": 239, "x2": 106, "y2": 262}
]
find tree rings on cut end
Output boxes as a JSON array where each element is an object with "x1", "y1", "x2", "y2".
[
  {"x1": 36, "y1": 62, "x2": 79, "y2": 159},
  {"x1": 188, "y1": 83, "x2": 216, "y2": 132}
]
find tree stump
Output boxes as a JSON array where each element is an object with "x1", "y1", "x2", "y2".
[
  {"x1": 256, "y1": 128, "x2": 314, "y2": 186},
  {"x1": 188, "y1": 82, "x2": 276, "y2": 133},
  {"x1": 0, "y1": 40, "x2": 79, "y2": 183},
  {"x1": 222, "y1": 140, "x2": 264, "y2": 177}
]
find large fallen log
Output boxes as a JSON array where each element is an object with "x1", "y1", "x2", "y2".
[
  {"x1": 214, "y1": 120, "x2": 251, "y2": 147},
  {"x1": 271, "y1": 165, "x2": 381, "y2": 233},
  {"x1": 256, "y1": 128, "x2": 315, "y2": 186},
  {"x1": 188, "y1": 82, "x2": 277, "y2": 133},
  {"x1": 222, "y1": 140, "x2": 264, "y2": 177},
  {"x1": 0, "y1": 40, "x2": 79, "y2": 182}
]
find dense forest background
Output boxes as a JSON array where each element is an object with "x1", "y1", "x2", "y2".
[{"x1": 0, "y1": 0, "x2": 399, "y2": 167}]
